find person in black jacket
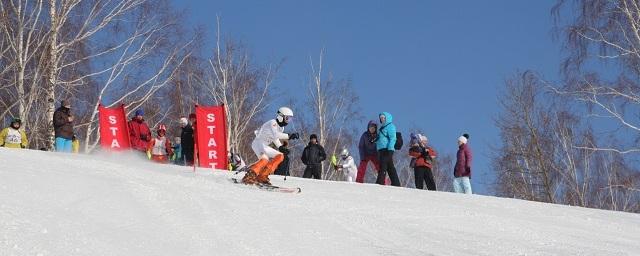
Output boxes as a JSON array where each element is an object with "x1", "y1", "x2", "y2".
[
  {"x1": 53, "y1": 100, "x2": 74, "y2": 152},
  {"x1": 301, "y1": 134, "x2": 326, "y2": 179},
  {"x1": 179, "y1": 117, "x2": 194, "y2": 166},
  {"x1": 273, "y1": 140, "x2": 290, "y2": 176}
]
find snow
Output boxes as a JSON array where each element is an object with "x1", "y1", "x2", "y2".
[{"x1": 1, "y1": 148, "x2": 638, "y2": 256}]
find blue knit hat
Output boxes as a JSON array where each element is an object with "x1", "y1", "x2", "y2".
[{"x1": 134, "y1": 109, "x2": 144, "y2": 117}]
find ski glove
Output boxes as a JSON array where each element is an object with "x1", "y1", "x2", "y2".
[{"x1": 288, "y1": 132, "x2": 300, "y2": 140}]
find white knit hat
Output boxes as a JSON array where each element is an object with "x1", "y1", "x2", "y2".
[
  {"x1": 418, "y1": 134, "x2": 428, "y2": 142},
  {"x1": 458, "y1": 136, "x2": 468, "y2": 144},
  {"x1": 179, "y1": 117, "x2": 188, "y2": 125}
]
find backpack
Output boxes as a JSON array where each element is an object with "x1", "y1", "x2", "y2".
[
  {"x1": 381, "y1": 123, "x2": 403, "y2": 150},
  {"x1": 394, "y1": 132, "x2": 403, "y2": 150}
]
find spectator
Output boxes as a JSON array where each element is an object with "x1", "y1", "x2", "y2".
[
  {"x1": 0, "y1": 118, "x2": 28, "y2": 149},
  {"x1": 53, "y1": 100, "x2": 74, "y2": 152},
  {"x1": 301, "y1": 134, "x2": 327, "y2": 179},
  {"x1": 408, "y1": 134, "x2": 437, "y2": 190},
  {"x1": 376, "y1": 112, "x2": 400, "y2": 186},
  {"x1": 171, "y1": 136, "x2": 183, "y2": 165},
  {"x1": 71, "y1": 135, "x2": 80, "y2": 153},
  {"x1": 453, "y1": 133, "x2": 473, "y2": 194},
  {"x1": 356, "y1": 120, "x2": 380, "y2": 183},
  {"x1": 147, "y1": 124, "x2": 173, "y2": 164},
  {"x1": 128, "y1": 109, "x2": 151, "y2": 153},
  {"x1": 179, "y1": 117, "x2": 195, "y2": 166},
  {"x1": 336, "y1": 148, "x2": 357, "y2": 182},
  {"x1": 189, "y1": 113, "x2": 199, "y2": 165},
  {"x1": 274, "y1": 140, "x2": 291, "y2": 176},
  {"x1": 228, "y1": 152, "x2": 246, "y2": 171}
]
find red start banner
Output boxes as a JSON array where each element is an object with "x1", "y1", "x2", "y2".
[
  {"x1": 99, "y1": 104, "x2": 131, "y2": 150},
  {"x1": 195, "y1": 105, "x2": 228, "y2": 169}
]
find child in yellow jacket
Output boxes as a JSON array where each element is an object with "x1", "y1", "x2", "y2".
[{"x1": 0, "y1": 118, "x2": 28, "y2": 149}]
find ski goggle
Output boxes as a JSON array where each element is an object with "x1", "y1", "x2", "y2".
[{"x1": 279, "y1": 114, "x2": 293, "y2": 122}]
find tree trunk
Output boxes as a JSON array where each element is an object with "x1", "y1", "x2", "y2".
[{"x1": 46, "y1": 0, "x2": 58, "y2": 151}]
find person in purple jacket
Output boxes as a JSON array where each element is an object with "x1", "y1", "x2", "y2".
[
  {"x1": 453, "y1": 133, "x2": 473, "y2": 194},
  {"x1": 356, "y1": 121, "x2": 380, "y2": 183}
]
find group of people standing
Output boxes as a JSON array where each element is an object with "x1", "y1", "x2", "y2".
[
  {"x1": 3, "y1": 101, "x2": 473, "y2": 194},
  {"x1": 126, "y1": 109, "x2": 198, "y2": 166}
]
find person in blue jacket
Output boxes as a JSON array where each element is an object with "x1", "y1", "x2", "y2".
[{"x1": 376, "y1": 112, "x2": 400, "y2": 186}]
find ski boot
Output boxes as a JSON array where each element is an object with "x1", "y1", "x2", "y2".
[
  {"x1": 241, "y1": 169, "x2": 259, "y2": 185},
  {"x1": 257, "y1": 174, "x2": 271, "y2": 186}
]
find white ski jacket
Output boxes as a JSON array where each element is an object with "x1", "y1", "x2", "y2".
[{"x1": 254, "y1": 119, "x2": 289, "y2": 148}]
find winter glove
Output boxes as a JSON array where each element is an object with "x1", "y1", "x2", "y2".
[
  {"x1": 278, "y1": 145, "x2": 289, "y2": 154},
  {"x1": 420, "y1": 147, "x2": 430, "y2": 159},
  {"x1": 288, "y1": 132, "x2": 300, "y2": 140}
]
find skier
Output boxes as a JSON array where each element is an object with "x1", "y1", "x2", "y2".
[
  {"x1": 147, "y1": 124, "x2": 173, "y2": 164},
  {"x1": 408, "y1": 133, "x2": 437, "y2": 190},
  {"x1": 356, "y1": 120, "x2": 380, "y2": 183},
  {"x1": 301, "y1": 134, "x2": 327, "y2": 179},
  {"x1": 0, "y1": 118, "x2": 28, "y2": 149},
  {"x1": 336, "y1": 148, "x2": 357, "y2": 182},
  {"x1": 241, "y1": 107, "x2": 299, "y2": 185}
]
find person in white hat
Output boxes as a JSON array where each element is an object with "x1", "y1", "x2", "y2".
[{"x1": 453, "y1": 133, "x2": 472, "y2": 194}]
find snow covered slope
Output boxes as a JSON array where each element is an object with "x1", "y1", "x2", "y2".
[{"x1": 1, "y1": 148, "x2": 638, "y2": 256}]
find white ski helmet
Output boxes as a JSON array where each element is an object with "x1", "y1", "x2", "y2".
[
  {"x1": 277, "y1": 107, "x2": 294, "y2": 123},
  {"x1": 341, "y1": 148, "x2": 349, "y2": 157}
]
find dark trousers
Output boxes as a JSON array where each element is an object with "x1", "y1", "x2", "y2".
[
  {"x1": 376, "y1": 149, "x2": 400, "y2": 186},
  {"x1": 414, "y1": 166, "x2": 436, "y2": 191},
  {"x1": 303, "y1": 164, "x2": 322, "y2": 179},
  {"x1": 183, "y1": 150, "x2": 194, "y2": 166},
  {"x1": 274, "y1": 156, "x2": 290, "y2": 176}
]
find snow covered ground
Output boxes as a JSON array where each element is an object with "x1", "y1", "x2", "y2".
[{"x1": 0, "y1": 148, "x2": 638, "y2": 256}]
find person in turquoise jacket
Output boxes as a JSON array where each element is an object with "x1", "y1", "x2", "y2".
[{"x1": 376, "y1": 112, "x2": 400, "y2": 186}]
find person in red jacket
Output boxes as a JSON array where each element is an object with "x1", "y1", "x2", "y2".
[
  {"x1": 128, "y1": 109, "x2": 151, "y2": 153},
  {"x1": 453, "y1": 133, "x2": 472, "y2": 194},
  {"x1": 408, "y1": 133, "x2": 437, "y2": 190},
  {"x1": 147, "y1": 124, "x2": 173, "y2": 164}
]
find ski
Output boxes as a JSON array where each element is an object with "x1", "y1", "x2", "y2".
[{"x1": 230, "y1": 178, "x2": 302, "y2": 193}]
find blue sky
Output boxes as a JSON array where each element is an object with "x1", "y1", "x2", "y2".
[{"x1": 173, "y1": 0, "x2": 566, "y2": 194}]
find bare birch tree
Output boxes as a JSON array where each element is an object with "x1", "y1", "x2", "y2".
[
  {"x1": 204, "y1": 19, "x2": 278, "y2": 161},
  {"x1": 0, "y1": 0, "x2": 49, "y2": 143},
  {"x1": 493, "y1": 71, "x2": 639, "y2": 212},
  {"x1": 552, "y1": 0, "x2": 640, "y2": 154},
  {"x1": 295, "y1": 50, "x2": 361, "y2": 181}
]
